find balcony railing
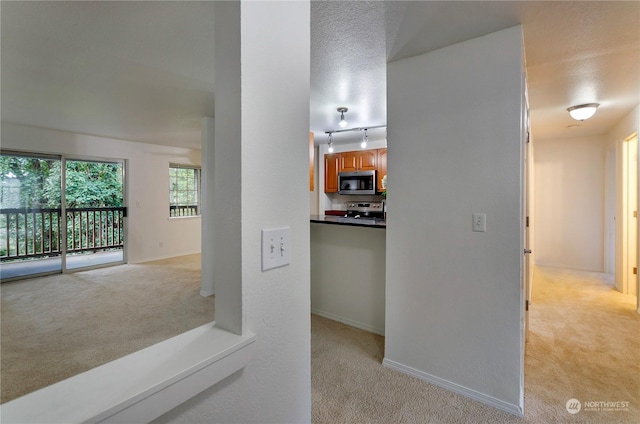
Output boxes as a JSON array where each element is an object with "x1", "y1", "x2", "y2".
[
  {"x1": 169, "y1": 205, "x2": 198, "y2": 217},
  {"x1": 1, "y1": 207, "x2": 125, "y2": 262}
]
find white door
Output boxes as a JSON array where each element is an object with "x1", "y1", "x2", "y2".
[
  {"x1": 524, "y1": 131, "x2": 532, "y2": 340},
  {"x1": 521, "y1": 83, "x2": 532, "y2": 342}
]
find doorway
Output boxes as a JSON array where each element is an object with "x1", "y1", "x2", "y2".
[
  {"x1": 616, "y1": 133, "x2": 638, "y2": 298},
  {"x1": 0, "y1": 152, "x2": 126, "y2": 280}
]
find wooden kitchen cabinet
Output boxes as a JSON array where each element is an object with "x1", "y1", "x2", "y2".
[
  {"x1": 324, "y1": 153, "x2": 339, "y2": 193},
  {"x1": 359, "y1": 149, "x2": 378, "y2": 171},
  {"x1": 325, "y1": 148, "x2": 385, "y2": 193},
  {"x1": 339, "y1": 151, "x2": 358, "y2": 172},
  {"x1": 376, "y1": 148, "x2": 387, "y2": 192},
  {"x1": 339, "y1": 150, "x2": 377, "y2": 172},
  {"x1": 309, "y1": 132, "x2": 315, "y2": 192}
]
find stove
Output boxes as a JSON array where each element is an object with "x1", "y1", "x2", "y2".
[{"x1": 344, "y1": 201, "x2": 384, "y2": 219}]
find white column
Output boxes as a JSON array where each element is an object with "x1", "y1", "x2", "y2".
[
  {"x1": 162, "y1": 2, "x2": 311, "y2": 421},
  {"x1": 200, "y1": 116, "x2": 215, "y2": 297},
  {"x1": 212, "y1": 1, "x2": 243, "y2": 334}
]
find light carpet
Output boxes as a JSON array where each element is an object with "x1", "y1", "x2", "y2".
[
  {"x1": 0, "y1": 254, "x2": 214, "y2": 403},
  {"x1": 312, "y1": 266, "x2": 639, "y2": 423}
]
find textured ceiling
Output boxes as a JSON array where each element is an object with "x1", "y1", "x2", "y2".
[
  {"x1": 1, "y1": 1, "x2": 639, "y2": 149},
  {"x1": 521, "y1": 1, "x2": 640, "y2": 140},
  {"x1": 311, "y1": 1, "x2": 640, "y2": 144},
  {"x1": 310, "y1": 1, "x2": 387, "y2": 143}
]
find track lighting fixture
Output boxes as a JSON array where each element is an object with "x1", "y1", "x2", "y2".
[
  {"x1": 324, "y1": 125, "x2": 386, "y2": 149},
  {"x1": 361, "y1": 128, "x2": 368, "y2": 149}
]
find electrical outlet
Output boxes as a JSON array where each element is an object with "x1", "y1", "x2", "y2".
[
  {"x1": 472, "y1": 213, "x2": 486, "y2": 232},
  {"x1": 261, "y1": 227, "x2": 291, "y2": 271}
]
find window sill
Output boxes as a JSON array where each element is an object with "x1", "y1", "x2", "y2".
[
  {"x1": 0, "y1": 322, "x2": 256, "y2": 424},
  {"x1": 168, "y1": 215, "x2": 201, "y2": 221}
]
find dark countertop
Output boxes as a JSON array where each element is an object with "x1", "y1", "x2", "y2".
[{"x1": 310, "y1": 215, "x2": 386, "y2": 229}]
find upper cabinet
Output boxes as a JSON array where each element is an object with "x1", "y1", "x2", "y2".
[
  {"x1": 309, "y1": 132, "x2": 315, "y2": 192},
  {"x1": 325, "y1": 148, "x2": 386, "y2": 193},
  {"x1": 376, "y1": 148, "x2": 387, "y2": 192},
  {"x1": 359, "y1": 150, "x2": 378, "y2": 171},
  {"x1": 339, "y1": 150, "x2": 377, "y2": 172},
  {"x1": 324, "y1": 154, "x2": 340, "y2": 193}
]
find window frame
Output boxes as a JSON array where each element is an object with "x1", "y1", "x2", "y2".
[{"x1": 169, "y1": 164, "x2": 201, "y2": 218}]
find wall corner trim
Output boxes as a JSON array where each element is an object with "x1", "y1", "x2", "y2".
[
  {"x1": 1, "y1": 323, "x2": 256, "y2": 424},
  {"x1": 382, "y1": 358, "x2": 524, "y2": 418}
]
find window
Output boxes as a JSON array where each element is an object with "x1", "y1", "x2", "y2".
[{"x1": 169, "y1": 165, "x2": 200, "y2": 217}]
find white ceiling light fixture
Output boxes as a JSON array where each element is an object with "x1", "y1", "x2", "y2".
[
  {"x1": 337, "y1": 107, "x2": 348, "y2": 128},
  {"x1": 567, "y1": 103, "x2": 600, "y2": 121},
  {"x1": 327, "y1": 133, "x2": 334, "y2": 153},
  {"x1": 361, "y1": 128, "x2": 368, "y2": 149}
]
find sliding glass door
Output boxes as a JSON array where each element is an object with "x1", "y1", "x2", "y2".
[
  {"x1": 0, "y1": 152, "x2": 126, "y2": 280},
  {"x1": 64, "y1": 159, "x2": 125, "y2": 271},
  {"x1": 0, "y1": 153, "x2": 63, "y2": 279}
]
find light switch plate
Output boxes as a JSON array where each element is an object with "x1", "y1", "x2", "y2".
[
  {"x1": 261, "y1": 227, "x2": 291, "y2": 271},
  {"x1": 472, "y1": 213, "x2": 486, "y2": 232}
]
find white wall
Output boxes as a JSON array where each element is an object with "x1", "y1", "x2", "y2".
[
  {"x1": 0, "y1": 122, "x2": 201, "y2": 263},
  {"x1": 533, "y1": 135, "x2": 607, "y2": 271},
  {"x1": 155, "y1": 2, "x2": 311, "y2": 422},
  {"x1": 608, "y1": 105, "x2": 640, "y2": 152},
  {"x1": 604, "y1": 145, "x2": 616, "y2": 274},
  {"x1": 385, "y1": 26, "x2": 525, "y2": 415}
]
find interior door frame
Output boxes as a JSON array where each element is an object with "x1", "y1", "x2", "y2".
[
  {"x1": 521, "y1": 74, "x2": 532, "y2": 344},
  {"x1": 615, "y1": 133, "x2": 638, "y2": 298},
  {"x1": 524, "y1": 130, "x2": 533, "y2": 339}
]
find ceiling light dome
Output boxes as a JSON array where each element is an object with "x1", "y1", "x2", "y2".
[{"x1": 567, "y1": 103, "x2": 599, "y2": 121}]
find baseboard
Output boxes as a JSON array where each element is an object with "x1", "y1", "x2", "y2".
[
  {"x1": 130, "y1": 250, "x2": 201, "y2": 264},
  {"x1": 311, "y1": 309, "x2": 384, "y2": 336},
  {"x1": 382, "y1": 358, "x2": 524, "y2": 417},
  {"x1": 200, "y1": 289, "x2": 214, "y2": 297}
]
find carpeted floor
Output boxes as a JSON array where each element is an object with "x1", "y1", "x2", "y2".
[
  {"x1": 0, "y1": 254, "x2": 214, "y2": 403},
  {"x1": 3, "y1": 260, "x2": 638, "y2": 422},
  {"x1": 312, "y1": 266, "x2": 640, "y2": 423}
]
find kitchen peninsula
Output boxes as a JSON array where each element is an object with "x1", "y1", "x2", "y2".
[
  {"x1": 310, "y1": 214, "x2": 386, "y2": 228},
  {"x1": 310, "y1": 139, "x2": 387, "y2": 335},
  {"x1": 310, "y1": 217, "x2": 386, "y2": 335}
]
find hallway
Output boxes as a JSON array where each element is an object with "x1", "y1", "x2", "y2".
[{"x1": 524, "y1": 266, "x2": 639, "y2": 422}]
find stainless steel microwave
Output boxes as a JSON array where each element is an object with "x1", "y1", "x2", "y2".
[{"x1": 338, "y1": 171, "x2": 376, "y2": 195}]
